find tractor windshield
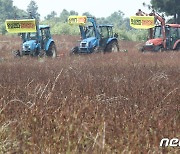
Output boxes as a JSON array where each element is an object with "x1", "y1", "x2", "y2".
[
  {"x1": 20, "y1": 32, "x2": 37, "y2": 42},
  {"x1": 85, "y1": 26, "x2": 95, "y2": 38},
  {"x1": 28, "y1": 32, "x2": 37, "y2": 40},
  {"x1": 22, "y1": 32, "x2": 37, "y2": 41},
  {"x1": 99, "y1": 26, "x2": 113, "y2": 38},
  {"x1": 154, "y1": 26, "x2": 162, "y2": 38}
]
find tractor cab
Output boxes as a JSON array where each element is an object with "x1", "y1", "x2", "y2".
[
  {"x1": 83, "y1": 24, "x2": 114, "y2": 39},
  {"x1": 98, "y1": 25, "x2": 115, "y2": 48},
  {"x1": 145, "y1": 24, "x2": 180, "y2": 51},
  {"x1": 165, "y1": 24, "x2": 180, "y2": 50},
  {"x1": 68, "y1": 16, "x2": 119, "y2": 54}
]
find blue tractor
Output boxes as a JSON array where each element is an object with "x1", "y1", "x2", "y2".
[
  {"x1": 19, "y1": 25, "x2": 57, "y2": 57},
  {"x1": 6, "y1": 18, "x2": 56, "y2": 58},
  {"x1": 69, "y1": 16, "x2": 119, "y2": 54}
]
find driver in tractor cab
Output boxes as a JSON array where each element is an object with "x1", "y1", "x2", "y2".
[
  {"x1": 84, "y1": 26, "x2": 95, "y2": 38},
  {"x1": 136, "y1": 9, "x2": 148, "y2": 16}
]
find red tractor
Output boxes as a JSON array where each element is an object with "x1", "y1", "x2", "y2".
[{"x1": 136, "y1": 9, "x2": 180, "y2": 52}]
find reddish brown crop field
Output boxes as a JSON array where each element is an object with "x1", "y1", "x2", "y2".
[{"x1": 0, "y1": 35, "x2": 180, "y2": 153}]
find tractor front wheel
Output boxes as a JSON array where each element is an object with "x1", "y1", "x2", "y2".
[
  {"x1": 12, "y1": 50, "x2": 21, "y2": 57},
  {"x1": 70, "y1": 46, "x2": 79, "y2": 55},
  {"x1": 105, "y1": 41, "x2": 119, "y2": 52},
  {"x1": 46, "y1": 43, "x2": 57, "y2": 58}
]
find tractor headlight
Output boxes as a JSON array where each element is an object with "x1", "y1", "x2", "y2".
[
  {"x1": 22, "y1": 45, "x2": 26, "y2": 50},
  {"x1": 86, "y1": 42, "x2": 90, "y2": 47},
  {"x1": 146, "y1": 41, "x2": 153, "y2": 46}
]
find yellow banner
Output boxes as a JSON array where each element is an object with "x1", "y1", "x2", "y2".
[
  {"x1": 5, "y1": 19, "x2": 36, "y2": 33},
  {"x1": 68, "y1": 16, "x2": 87, "y2": 25},
  {"x1": 130, "y1": 16, "x2": 155, "y2": 29}
]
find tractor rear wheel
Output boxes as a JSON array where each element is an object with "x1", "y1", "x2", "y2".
[
  {"x1": 46, "y1": 43, "x2": 57, "y2": 58},
  {"x1": 176, "y1": 43, "x2": 180, "y2": 51},
  {"x1": 106, "y1": 41, "x2": 119, "y2": 52}
]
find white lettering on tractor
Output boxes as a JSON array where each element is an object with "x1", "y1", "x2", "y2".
[{"x1": 160, "y1": 138, "x2": 180, "y2": 147}]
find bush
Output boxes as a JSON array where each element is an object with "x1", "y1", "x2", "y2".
[{"x1": 115, "y1": 27, "x2": 148, "y2": 41}]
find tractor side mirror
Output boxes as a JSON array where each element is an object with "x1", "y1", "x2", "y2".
[
  {"x1": 18, "y1": 33, "x2": 23, "y2": 39},
  {"x1": 18, "y1": 33, "x2": 23, "y2": 38},
  {"x1": 170, "y1": 36, "x2": 173, "y2": 42},
  {"x1": 114, "y1": 33, "x2": 118, "y2": 38}
]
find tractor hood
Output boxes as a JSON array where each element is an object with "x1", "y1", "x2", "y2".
[
  {"x1": 80, "y1": 37, "x2": 97, "y2": 48},
  {"x1": 23, "y1": 40, "x2": 37, "y2": 51},
  {"x1": 145, "y1": 38, "x2": 163, "y2": 46}
]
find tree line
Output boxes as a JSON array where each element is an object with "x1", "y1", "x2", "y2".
[{"x1": 0, "y1": 0, "x2": 179, "y2": 41}]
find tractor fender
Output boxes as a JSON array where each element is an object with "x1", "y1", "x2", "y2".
[
  {"x1": 104, "y1": 38, "x2": 119, "y2": 52},
  {"x1": 106, "y1": 38, "x2": 118, "y2": 46},
  {"x1": 173, "y1": 39, "x2": 180, "y2": 50},
  {"x1": 45, "y1": 39, "x2": 55, "y2": 51}
]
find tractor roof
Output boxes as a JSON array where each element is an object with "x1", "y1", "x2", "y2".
[
  {"x1": 166, "y1": 24, "x2": 180, "y2": 28},
  {"x1": 156, "y1": 24, "x2": 180, "y2": 28},
  {"x1": 88, "y1": 25, "x2": 114, "y2": 27},
  {"x1": 39, "y1": 25, "x2": 50, "y2": 29},
  {"x1": 98, "y1": 25, "x2": 113, "y2": 27}
]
